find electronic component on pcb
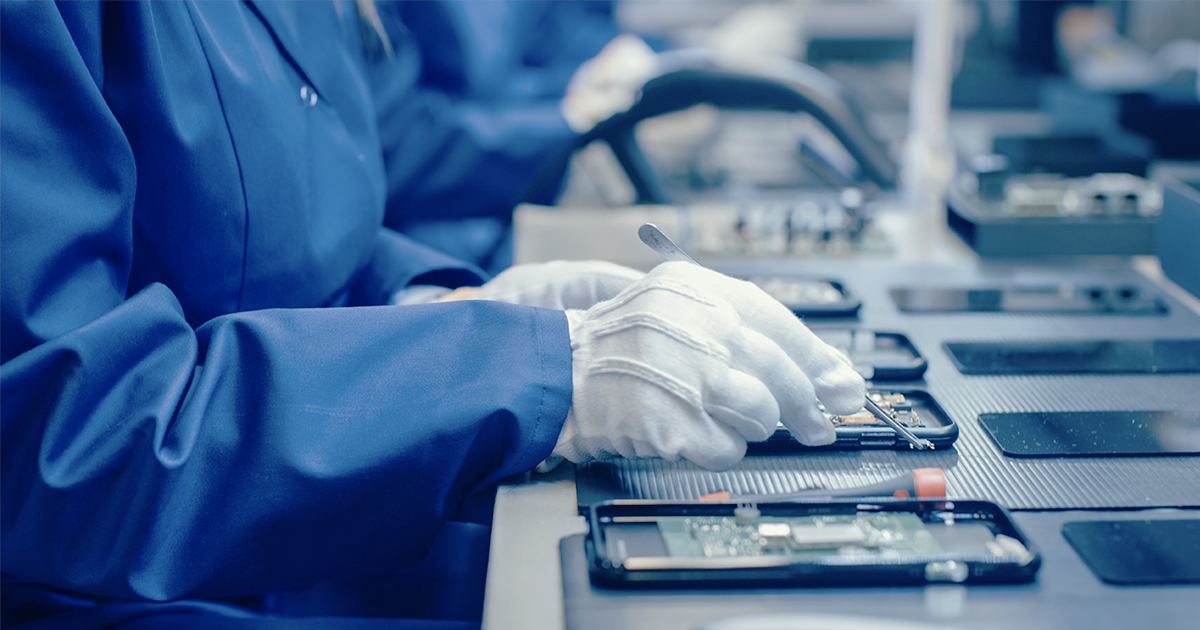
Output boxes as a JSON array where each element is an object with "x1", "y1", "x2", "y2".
[{"x1": 824, "y1": 392, "x2": 924, "y2": 428}]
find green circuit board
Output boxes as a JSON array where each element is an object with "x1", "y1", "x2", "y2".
[{"x1": 657, "y1": 512, "x2": 943, "y2": 560}]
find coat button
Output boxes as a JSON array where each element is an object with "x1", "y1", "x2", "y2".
[{"x1": 300, "y1": 85, "x2": 318, "y2": 106}]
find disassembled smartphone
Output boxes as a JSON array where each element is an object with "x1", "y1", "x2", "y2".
[
  {"x1": 587, "y1": 499, "x2": 1041, "y2": 588},
  {"x1": 810, "y1": 328, "x2": 928, "y2": 380},
  {"x1": 750, "y1": 389, "x2": 958, "y2": 452},
  {"x1": 746, "y1": 276, "x2": 862, "y2": 318}
]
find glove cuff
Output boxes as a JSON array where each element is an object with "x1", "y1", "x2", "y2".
[
  {"x1": 473, "y1": 261, "x2": 644, "y2": 310},
  {"x1": 552, "y1": 310, "x2": 590, "y2": 464}
]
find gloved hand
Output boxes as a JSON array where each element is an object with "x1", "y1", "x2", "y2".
[
  {"x1": 549, "y1": 262, "x2": 865, "y2": 471},
  {"x1": 473, "y1": 260, "x2": 644, "y2": 310},
  {"x1": 560, "y1": 34, "x2": 659, "y2": 133}
]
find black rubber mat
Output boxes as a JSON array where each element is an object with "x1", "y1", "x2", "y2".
[{"x1": 575, "y1": 260, "x2": 1200, "y2": 510}]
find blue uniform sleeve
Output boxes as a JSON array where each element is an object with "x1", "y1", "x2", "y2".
[
  {"x1": 348, "y1": 227, "x2": 488, "y2": 307},
  {"x1": 0, "y1": 1, "x2": 571, "y2": 603}
]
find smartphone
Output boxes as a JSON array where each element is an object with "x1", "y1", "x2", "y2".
[
  {"x1": 749, "y1": 388, "x2": 958, "y2": 452},
  {"x1": 586, "y1": 498, "x2": 1041, "y2": 588},
  {"x1": 747, "y1": 276, "x2": 862, "y2": 318},
  {"x1": 811, "y1": 328, "x2": 928, "y2": 380}
]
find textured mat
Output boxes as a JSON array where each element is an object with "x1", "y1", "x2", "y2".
[{"x1": 576, "y1": 259, "x2": 1200, "y2": 511}]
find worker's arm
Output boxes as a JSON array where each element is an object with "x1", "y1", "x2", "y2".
[{"x1": 1, "y1": 1, "x2": 571, "y2": 602}]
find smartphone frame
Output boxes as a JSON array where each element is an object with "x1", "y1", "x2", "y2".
[
  {"x1": 750, "y1": 388, "x2": 958, "y2": 452},
  {"x1": 809, "y1": 328, "x2": 929, "y2": 381},
  {"x1": 586, "y1": 498, "x2": 1041, "y2": 588},
  {"x1": 744, "y1": 276, "x2": 863, "y2": 319}
]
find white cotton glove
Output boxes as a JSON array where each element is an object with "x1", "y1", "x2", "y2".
[
  {"x1": 560, "y1": 34, "x2": 660, "y2": 133},
  {"x1": 549, "y1": 262, "x2": 866, "y2": 472},
  {"x1": 473, "y1": 260, "x2": 644, "y2": 310}
]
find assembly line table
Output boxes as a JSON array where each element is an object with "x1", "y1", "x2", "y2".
[{"x1": 481, "y1": 240, "x2": 1200, "y2": 630}]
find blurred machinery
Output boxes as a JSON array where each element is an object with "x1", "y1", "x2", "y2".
[
  {"x1": 524, "y1": 0, "x2": 1199, "y2": 286},
  {"x1": 947, "y1": 167, "x2": 1164, "y2": 257}
]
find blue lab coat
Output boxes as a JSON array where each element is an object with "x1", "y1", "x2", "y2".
[
  {"x1": 373, "y1": 1, "x2": 618, "y2": 272},
  {"x1": 0, "y1": 1, "x2": 573, "y2": 627}
]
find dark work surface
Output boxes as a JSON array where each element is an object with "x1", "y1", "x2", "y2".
[
  {"x1": 562, "y1": 260, "x2": 1200, "y2": 629},
  {"x1": 561, "y1": 509, "x2": 1200, "y2": 630},
  {"x1": 575, "y1": 260, "x2": 1200, "y2": 511}
]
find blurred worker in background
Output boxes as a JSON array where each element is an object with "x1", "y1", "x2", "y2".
[
  {"x1": 374, "y1": 0, "x2": 658, "y2": 274},
  {"x1": 0, "y1": 1, "x2": 863, "y2": 628}
]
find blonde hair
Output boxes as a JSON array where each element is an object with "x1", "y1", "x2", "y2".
[{"x1": 355, "y1": 0, "x2": 392, "y2": 56}]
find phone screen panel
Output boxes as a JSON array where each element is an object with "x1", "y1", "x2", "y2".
[
  {"x1": 1063, "y1": 520, "x2": 1200, "y2": 585},
  {"x1": 945, "y1": 339, "x2": 1200, "y2": 375},
  {"x1": 891, "y1": 286, "x2": 1166, "y2": 315},
  {"x1": 978, "y1": 410, "x2": 1200, "y2": 457}
]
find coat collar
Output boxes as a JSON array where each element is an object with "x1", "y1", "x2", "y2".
[{"x1": 243, "y1": 0, "x2": 347, "y2": 101}]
